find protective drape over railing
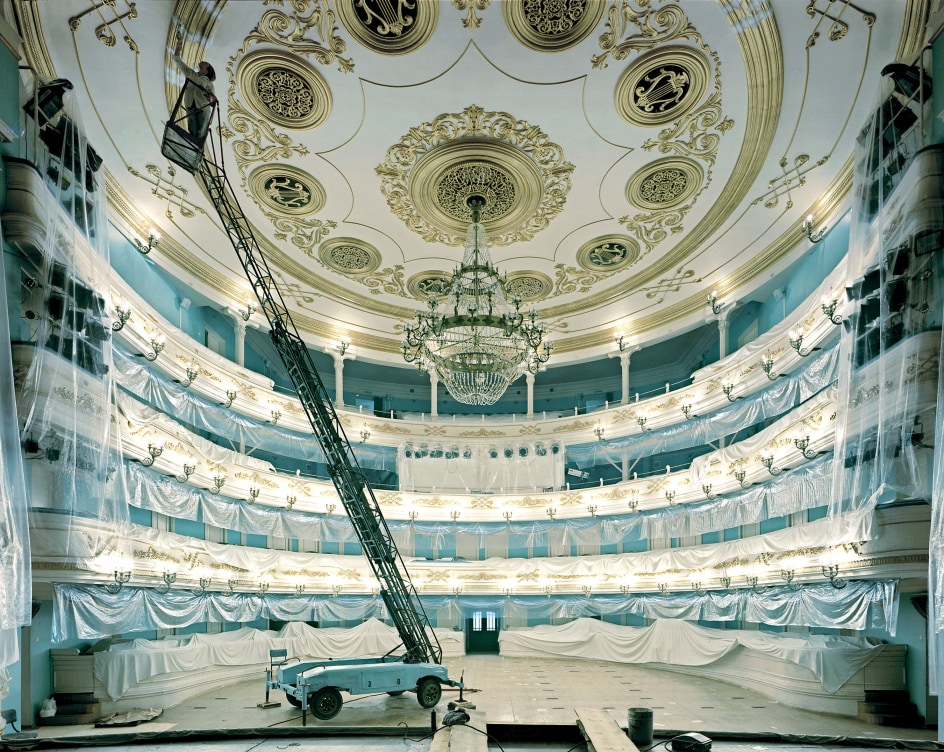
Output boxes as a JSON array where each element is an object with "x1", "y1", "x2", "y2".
[
  {"x1": 0, "y1": 229, "x2": 32, "y2": 695},
  {"x1": 14, "y1": 90, "x2": 128, "y2": 613},
  {"x1": 121, "y1": 451, "x2": 845, "y2": 554},
  {"x1": 53, "y1": 577, "x2": 898, "y2": 642},
  {"x1": 112, "y1": 347, "x2": 397, "y2": 473},
  {"x1": 567, "y1": 346, "x2": 838, "y2": 470}
]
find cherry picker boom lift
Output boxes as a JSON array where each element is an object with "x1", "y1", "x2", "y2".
[{"x1": 160, "y1": 83, "x2": 460, "y2": 721}]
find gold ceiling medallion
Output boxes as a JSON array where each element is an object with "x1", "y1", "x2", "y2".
[
  {"x1": 249, "y1": 165, "x2": 327, "y2": 216},
  {"x1": 407, "y1": 272, "x2": 452, "y2": 301},
  {"x1": 506, "y1": 272, "x2": 553, "y2": 303},
  {"x1": 336, "y1": 0, "x2": 438, "y2": 54},
  {"x1": 503, "y1": 0, "x2": 605, "y2": 52},
  {"x1": 237, "y1": 51, "x2": 332, "y2": 131},
  {"x1": 453, "y1": 0, "x2": 491, "y2": 30},
  {"x1": 318, "y1": 237, "x2": 382, "y2": 275},
  {"x1": 615, "y1": 46, "x2": 709, "y2": 127},
  {"x1": 377, "y1": 105, "x2": 574, "y2": 246},
  {"x1": 576, "y1": 235, "x2": 639, "y2": 271},
  {"x1": 626, "y1": 158, "x2": 704, "y2": 210},
  {"x1": 236, "y1": 2, "x2": 354, "y2": 73}
]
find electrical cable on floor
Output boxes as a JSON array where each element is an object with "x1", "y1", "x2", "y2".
[
  {"x1": 398, "y1": 720, "x2": 446, "y2": 743},
  {"x1": 464, "y1": 723, "x2": 506, "y2": 752}
]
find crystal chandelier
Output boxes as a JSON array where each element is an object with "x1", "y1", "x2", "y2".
[{"x1": 401, "y1": 196, "x2": 552, "y2": 406}]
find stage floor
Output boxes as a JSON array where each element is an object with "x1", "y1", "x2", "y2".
[{"x1": 16, "y1": 655, "x2": 941, "y2": 747}]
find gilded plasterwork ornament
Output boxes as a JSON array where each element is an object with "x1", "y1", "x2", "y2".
[
  {"x1": 453, "y1": 0, "x2": 491, "y2": 30},
  {"x1": 237, "y1": 51, "x2": 332, "y2": 130},
  {"x1": 626, "y1": 158, "x2": 704, "y2": 210},
  {"x1": 506, "y1": 272, "x2": 553, "y2": 302},
  {"x1": 318, "y1": 237, "x2": 382, "y2": 275},
  {"x1": 336, "y1": 0, "x2": 438, "y2": 54},
  {"x1": 249, "y1": 164, "x2": 327, "y2": 215},
  {"x1": 615, "y1": 46, "x2": 710, "y2": 127},
  {"x1": 376, "y1": 105, "x2": 574, "y2": 246},
  {"x1": 502, "y1": 0, "x2": 605, "y2": 50},
  {"x1": 576, "y1": 235, "x2": 639, "y2": 271}
]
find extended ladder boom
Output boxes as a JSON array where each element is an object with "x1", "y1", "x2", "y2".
[{"x1": 161, "y1": 105, "x2": 442, "y2": 665}]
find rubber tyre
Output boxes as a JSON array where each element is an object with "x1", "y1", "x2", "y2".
[
  {"x1": 387, "y1": 690, "x2": 406, "y2": 696},
  {"x1": 416, "y1": 678, "x2": 442, "y2": 708},
  {"x1": 285, "y1": 690, "x2": 302, "y2": 708},
  {"x1": 309, "y1": 687, "x2": 343, "y2": 720}
]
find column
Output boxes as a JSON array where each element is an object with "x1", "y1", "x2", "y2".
[
  {"x1": 429, "y1": 369, "x2": 439, "y2": 418},
  {"x1": 609, "y1": 344, "x2": 640, "y2": 405},
  {"x1": 233, "y1": 317, "x2": 247, "y2": 367},
  {"x1": 708, "y1": 301, "x2": 736, "y2": 360},
  {"x1": 526, "y1": 371, "x2": 535, "y2": 417},
  {"x1": 326, "y1": 344, "x2": 355, "y2": 407}
]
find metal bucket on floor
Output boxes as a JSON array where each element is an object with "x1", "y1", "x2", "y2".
[{"x1": 627, "y1": 707, "x2": 653, "y2": 747}]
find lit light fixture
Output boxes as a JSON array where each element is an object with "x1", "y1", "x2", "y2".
[
  {"x1": 112, "y1": 300, "x2": 131, "y2": 331},
  {"x1": 401, "y1": 196, "x2": 552, "y2": 405},
  {"x1": 821, "y1": 296, "x2": 842, "y2": 325},
  {"x1": 338, "y1": 336, "x2": 351, "y2": 357},
  {"x1": 707, "y1": 290, "x2": 722, "y2": 315},
  {"x1": 140, "y1": 334, "x2": 165, "y2": 361},
  {"x1": 794, "y1": 433, "x2": 818, "y2": 459},
  {"x1": 802, "y1": 214, "x2": 826, "y2": 244},
  {"x1": 359, "y1": 426, "x2": 371, "y2": 443},
  {"x1": 593, "y1": 424, "x2": 605, "y2": 442},
  {"x1": 721, "y1": 378, "x2": 741, "y2": 402},
  {"x1": 615, "y1": 331, "x2": 628, "y2": 352},
  {"x1": 105, "y1": 569, "x2": 132, "y2": 594},
  {"x1": 760, "y1": 352, "x2": 783, "y2": 380},
  {"x1": 821, "y1": 563, "x2": 847, "y2": 589},
  {"x1": 788, "y1": 328, "x2": 818, "y2": 357},
  {"x1": 240, "y1": 301, "x2": 257, "y2": 321},
  {"x1": 155, "y1": 570, "x2": 177, "y2": 594},
  {"x1": 135, "y1": 229, "x2": 160, "y2": 255}
]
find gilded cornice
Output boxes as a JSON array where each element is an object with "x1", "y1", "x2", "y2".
[
  {"x1": 10, "y1": 1, "x2": 55, "y2": 78},
  {"x1": 897, "y1": 0, "x2": 931, "y2": 60}
]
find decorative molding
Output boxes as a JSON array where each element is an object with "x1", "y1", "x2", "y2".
[
  {"x1": 502, "y1": 0, "x2": 605, "y2": 51},
  {"x1": 453, "y1": 0, "x2": 491, "y2": 30},
  {"x1": 336, "y1": 0, "x2": 439, "y2": 54}
]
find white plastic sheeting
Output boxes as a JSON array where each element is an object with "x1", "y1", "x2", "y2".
[
  {"x1": 498, "y1": 618, "x2": 886, "y2": 693},
  {"x1": 92, "y1": 619, "x2": 465, "y2": 699}
]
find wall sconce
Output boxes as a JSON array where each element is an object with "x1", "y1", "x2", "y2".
[
  {"x1": 112, "y1": 301, "x2": 131, "y2": 331},
  {"x1": 780, "y1": 569, "x2": 802, "y2": 591},
  {"x1": 140, "y1": 334, "x2": 165, "y2": 361},
  {"x1": 802, "y1": 214, "x2": 826, "y2": 244},
  {"x1": 707, "y1": 290, "x2": 722, "y2": 315},
  {"x1": 636, "y1": 414, "x2": 648, "y2": 431},
  {"x1": 657, "y1": 582, "x2": 669, "y2": 594},
  {"x1": 721, "y1": 379, "x2": 741, "y2": 402},
  {"x1": 546, "y1": 507, "x2": 557, "y2": 521},
  {"x1": 544, "y1": 585, "x2": 553, "y2": 597},
  {"x1": 620, "y1": 584, "x2": 632, "y2": 595},
  {"x1": 821, "y1": 563, "x2": 847, "y2": 589},
  {"x1": 210, "y1": 475, "x2": 226, "y2": 494},
  {"x1": 337, "y1": 337, "x2": 350, "y2": 357},
  {"x1": 718, "y1": 574, "x2": 731, "y2": 590},
  {"x1": 587, "y1": 505, "x2": 597, "y2": 518},
  {"x1": 760, "y1": 450, "x2": 784, "y2": 476},
  {"x1": 582, "y1": 585, "x2": 592, "y2": 597},
  {"x1": 733, "y1": 461, "x2": 749, "y2": 488},
  {"x1": 176, "y1": 463, "x2": 195, "y2": 483},
  {"x1": 664, "y1": 489, "x2": 676, "y2": 506},
  {"x1": 690, "y1": 580, "x2": 707, "y2": 596},
  {"x1": 408, "y1": 509, "x2": 419, "y2": 522},
  {"x1": 286, "y1": 495, "x2": 297, "y2": 510},
  {"x1": 680, "y1": 402, "x2": 696, "y2": 420},
  {"x1": 702, "y1": 483, "x2": 716, "y2": 500},
  {"x1": 450, "y1": 509, "x2": 461, "y2": 522},
  {"x1": 793, "y1": 434, "x2": 818, "y2": 459},
  {"x1": 821, "y1": 296, "x2": 842, "y2": 325},
  {"x1": 788, "y1": 329, "x2": 817, "y2": 357},
  {"x1": 332, "y1": 584, "x2": 342, "y2": 597},
  {"x1": 760, "y1": 352, "x2": 783, "y2": 380},
  {"x1": 227, "y1": 578, "x2": 239, "y2": 593},
  {"x1": 176, "y1": 362, "x2": 199, "y2": 387},
  {"x1": 240, "y1": 301, "x2": 257, "y2": 321},
  {"x1": 326, "y1": 503, "x2": 337, "y2": 515},
  {"x1": 135, "y1": 229, "x2": 160, "y2": 255},
  {"x1": 593, "y1": 424, "x2": 605, "y2": 441},
  {"x1": 140, "y1": 443, "x2": 163, "y2": 467},
  {"x1": 359, "y1": 426, "x2": 371, "y2": 443},
  {"x1": 221, "y1": 389, "x2": 237, "y2": 408},
  {"x1": 502, "y1": 510, "x2": 512, "y2": 522},
  {"x1": 295, "y1": 583, "x2": 306, "y2": 596},
  {"x1": 155, "y1": 571, "x2": 177, "y2": 594},
  {"x1": 627, "y1": 490, "x2": 639, "y2": 513},
  {"x1": 257, "y1": 580, "x2": 270, "y2": 596},
  {"x1": 104, "y1": 570, "x2": 132, "y2": 594},
  {"x1": 269, "y1": 410, "x2": 281, "y2": 425},
  {"x1": 746, "y1": 575, "x2": 767, "y2": 594},
  {"x1": 247, "y1": 487, "x2": 260, "y2": 504},
  {"x1": 615, "y1": 332, "x2": 629, "y2": 352}
]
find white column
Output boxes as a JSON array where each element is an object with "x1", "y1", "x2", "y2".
[
  {"x1": 707, "y1": 301, "x2": 736, "y2": 360},
  {"x1": 609, "y1": 345, "x2": 640, "y2": 405},
  {"x1": 429, "y1": 369, "x2": 439, "y2": 418},
  {"x1": 233, "y1": 317, "x2": 247, "y2": 367},
  {"x1": 526, "y1": 371, "x2": 535, "y2": 417},
  {"x1": 326, "y1": 345, "x2": 355, "y2": 407}
]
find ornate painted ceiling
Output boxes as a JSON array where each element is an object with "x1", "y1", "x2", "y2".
[{"x1": 11, "y1": 0, "x2": 927, "y2": 370}]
